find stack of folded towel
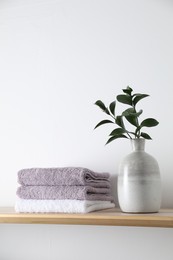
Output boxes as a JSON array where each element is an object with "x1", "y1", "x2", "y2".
[{"x1": 15, "y1": 167, "x2": 115, "y2": 213}]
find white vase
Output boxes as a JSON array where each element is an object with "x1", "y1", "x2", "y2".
[{"x1": 117, "y1": 139, "x2": 161, "y2": 213}]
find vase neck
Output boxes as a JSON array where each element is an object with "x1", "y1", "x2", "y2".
[{"x1": 131, "y1": 139, "x2": 145, "y2": 151}]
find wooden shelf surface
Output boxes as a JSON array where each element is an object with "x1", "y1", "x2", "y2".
[{"x1": 0, "y1": 208, "x2": 173, "y2": 228}]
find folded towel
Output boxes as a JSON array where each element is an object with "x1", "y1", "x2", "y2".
[
  {"x1": 17, "y1": 185, "x2": 114, "y2": 201},
  {"x1": 18, "y1": 167, "x2": 110, "y2": 188},
  {"x1": 15, "y1": 198, "x2": 115, "y2": 213}
]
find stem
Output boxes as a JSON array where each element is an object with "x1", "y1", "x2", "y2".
[
  {"x1": 111, "y1": 114, "x2": 132, "y2": 139},
  {"x1": 127, "y1": 132, "x2": 132, "y2": 139},
  {"x1": 132, "y1": 104, "x2": 140, "y2": 138},
  {"x1": 110, "y1": 114, "x2": 116, "y2": 120}
]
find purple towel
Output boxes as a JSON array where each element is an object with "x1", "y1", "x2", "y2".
[
  {"x1": 18, "y1": 167, "x2": 111, "y2": 188},
  {"x1": 17, "y1": 186, "x2": 114, "y2": 201}
]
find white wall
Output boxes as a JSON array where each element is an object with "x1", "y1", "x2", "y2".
[{"x1": 0, "y1": 0, "x2": 173, "y2": 259}]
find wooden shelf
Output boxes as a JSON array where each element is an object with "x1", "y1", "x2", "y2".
[{"x1": 0, "y1": 208, "x2": 173, "y2": 228}]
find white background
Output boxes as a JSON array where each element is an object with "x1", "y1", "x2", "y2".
[{"x1": 0, "y1": 0, "x2": 173, "y2": 259}]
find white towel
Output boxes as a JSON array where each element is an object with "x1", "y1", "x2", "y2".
[{"x1": 15, "y1": 198, "x2": 115, "y2": 213}]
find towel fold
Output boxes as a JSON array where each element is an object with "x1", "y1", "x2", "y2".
[
  {"x1": 18, "y1": 167, "x2": 110, "y2": 188},
  {"x1": 15, "y1": 198, "x2": 115, "y2": 213},
  {"x1": 17, "y1": 185, "x2": 114, "y2": 201}
]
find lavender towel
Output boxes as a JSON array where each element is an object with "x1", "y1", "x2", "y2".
[
  {"x1": 18, "y1": 167, "x2": 110, "y2": 188},
  {"x1": 17, "y1": 186, "x2": 114, "y2": 201}
]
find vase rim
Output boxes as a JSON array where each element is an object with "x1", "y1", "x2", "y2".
[{"x1": 131, "y1": 138, "x2": 145, "y2": 140}]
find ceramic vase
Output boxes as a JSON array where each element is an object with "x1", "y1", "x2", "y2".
[{"x1": 117, "y1": 139, "x2": 161, "y2": 213}]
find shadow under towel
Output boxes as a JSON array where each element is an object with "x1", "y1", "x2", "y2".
[
  {"x1": 15, "y1": 198, "x2": 115, "y2": 213},
  {"x1": 17, "y1": 186, "x2": 114, "y2": 201},
  {"x1": 17, "y1": 167, "x2": 110, "y2": 188}
]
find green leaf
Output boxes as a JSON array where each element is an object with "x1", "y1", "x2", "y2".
[
  {"x1": 133, "y1": 94, "x2": 149, "y2": 106},
  {"x1": 109, "y1": 101, "x2": 116, "y2": 116},
  {"x1": 117, "y1": 94, "x2": 132, "y2": 105},
  {"x1": 140, "y1": 118, "x2": 159, "y2": 128},
  {"x1": 109, "y1": 128, "x2": 127, "y2": 136},
  {"x1": 123, "y1": 108, "x2": 143, "y2": 127},
  {"x1": 140, "y1": 132, "x2": 152, "y2": 139},
  {"x1": 115, "y1": 116, "x2": 125, "y2": 128},
  {"x1": 122, "y1": 108, "x2": 143, "y2": 117},
  {"x1": 94, "y1": 120, "x2": 113, "y2": 129},
  {"x1": 122, "y1": 108, "x2": 135, "y2": 116},
  {"x1": 134, "y1": 109, "x2": 143, "y2": 117},
  {"x1": 105, "y1": 108, "x2": 110, "y2": 115},
  {"x1": 95, "y1": 100, "x2": 110, "y2": 115},
  {"x1": 105, "y1": 134, "x2": 128, "y2": 145},
  {"x1": 122, "y1": 86, "x2": 133, "y2": 96},
  {"x1": 95, "y1": 100, "x2": 106, "y2": 111},
  {"x1": 125, "y1": 115, "x2": 138, "y2": 127}
]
